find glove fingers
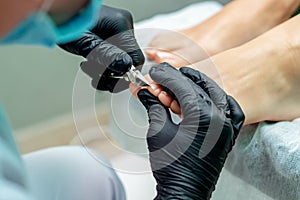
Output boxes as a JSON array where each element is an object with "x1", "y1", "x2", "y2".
[
  {"x1": 180, "y1": 67, "x2": 228, "y2": 111},
  {"x1": 138, "y1": 89, "x2": 162, "y2": 112},
  {"x1": 91, "y1": 76, "x2": 129, "y2": 93},
  {"x1": 106, "y1": 30, "x2": 145, "y2": 69},
  {"x1": 138, "y1": 89, "x2": 176, "y2": 152},
  {"x1": 91, "y1": 6, "x2": 134, "y2": 38},
  {"x1": 81, "y1": 44, "x2": 131, "y2": 93},
  {"x1": 226, "y1": 95, "x2": 245, "y2": 134},
  {"x1": 114, "y1": 30, "x2": 145, "y2": 68},
  {"x1": 86, "y1": 39, "x2": 132, "y2": 74},
  {"x1": 127, "y1": 48, "x2": 145, "y2": 70},
  {"x1": 80, "y1": 60, "x2": 104, "y2": 78},
  {"x1": 58, "y1": 31, "x2": 101, "y2": 58},
  {"x1": 91, "y1": 6, "x2": 145, "y2": 69},
  {"x1": 149, "y1": 63, "x2": 208, "y2": 116},
  {"x1": 81, "y1": 60, "x2": 130, "y2": 93}
]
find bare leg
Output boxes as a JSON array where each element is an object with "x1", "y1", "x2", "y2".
[
  {"x1": 23, "y1": 146, "x2": 126, "y2": 200},
  {"x1": 132, "y1": 14, "x2": 300, "y2": 125},
  {"x1": 195, "y1": 14, "x2": 300, "y2": 124},
  {"x1": 146, "y1": 0, "x2": 300, "y2": 67}
]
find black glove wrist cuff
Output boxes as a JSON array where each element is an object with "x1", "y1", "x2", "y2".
[{"x1": 154, "y1": 182, "x2": 208, "y2": 200}]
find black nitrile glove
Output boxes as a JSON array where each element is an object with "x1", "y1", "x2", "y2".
[
  {"x1": 137, "y1": 63, "x2": 245, "y2": 200},
  {"x1": 59, "y1": 5, "x2": 145, "y2": 92}
]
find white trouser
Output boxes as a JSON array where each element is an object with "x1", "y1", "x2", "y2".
[{"x1": 23, "y1": 146, "x2": 126, "y2": 200}]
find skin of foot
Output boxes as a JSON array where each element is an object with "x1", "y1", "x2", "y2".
[
  {"x1": 131, "y1": 13, "x2": 300, "y2": 125},
  {"x1": 145, "y1": 0, "x2": 300, "y2": 67}
]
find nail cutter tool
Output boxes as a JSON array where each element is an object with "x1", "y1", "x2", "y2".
[{"x1": 111, "y1": 65, "x2": 150, "y2": 86}]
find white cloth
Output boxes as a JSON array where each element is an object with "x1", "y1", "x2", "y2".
[
  {"x1": 23, "y1": 146, "x2": 125, "y2": 200},
  {"x1": 136, "y1": 1, "x2": 223, "y2": 30}
]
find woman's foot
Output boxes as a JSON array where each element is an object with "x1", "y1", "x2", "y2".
[
  {"x1": 132, "y1": 15, "x2": 300, "y2": 125},
  {"x1": 145, "y1": 0, "x2": 299, "y2": 67},
  {"x1": 145, "y1": 28, "x2": 212, "y2": 68}
]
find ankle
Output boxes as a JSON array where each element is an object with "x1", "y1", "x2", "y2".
[{"x1": 211, "y1": 46, "x2": 288, "y2": 124}]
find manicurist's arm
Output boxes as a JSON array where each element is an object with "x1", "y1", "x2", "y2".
[{"x1": 0, "y1": 108, "x2": 34, "y2": 199}]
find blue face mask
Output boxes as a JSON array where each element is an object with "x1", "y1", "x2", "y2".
[{"x1": 0, "y1": 0, "x2": 102, "y2": 47}]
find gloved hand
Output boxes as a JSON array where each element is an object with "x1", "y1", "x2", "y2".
[
  {"x1": 59, "y1": 5, "x2": 145, "y2": 92},
  {"x1": 137, "y1": 63, "x2": 245, "y2": 199}
]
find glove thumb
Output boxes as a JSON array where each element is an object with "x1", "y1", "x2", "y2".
[
  {"x1": 137, "y1": 89, "x2": 170, "y2": 125},
  {"x1": 137, "y1": 89, "x2": 174, "y2": 152}
]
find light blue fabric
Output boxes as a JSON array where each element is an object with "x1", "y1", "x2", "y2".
[
  {"x1": 0, "y1": 108, "x2": 125, "y2": 200},
  {"x1": 55, "y1": 0, "x2": 102, "y2": 44},
  {"x1": 23, "y1": 146, "x2": 126, "y2": 200},
  {"x1": 0, "y1": 107, "x2": 34, "y2": 199},
  {"x1": 0, "y1": 0, "x2": 102, "y2": 47},
  {"x1": 225, "y1": 120, "x2": 300, "y2": 200}
]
